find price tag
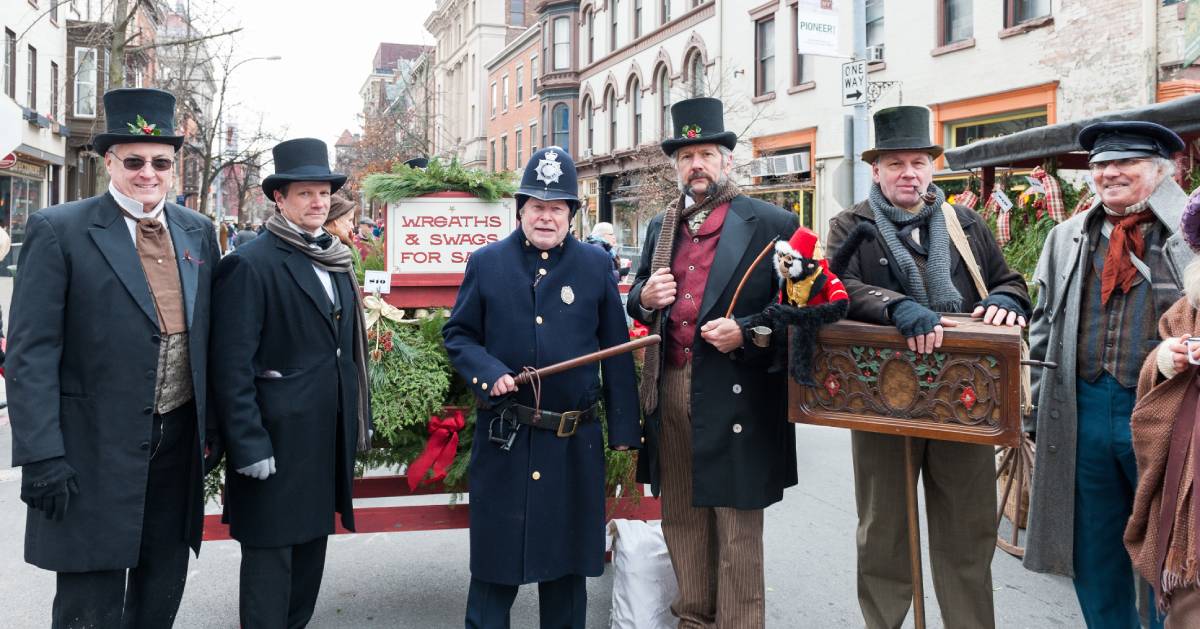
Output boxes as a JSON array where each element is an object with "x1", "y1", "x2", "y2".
[
  {"x1": 363, "y1": 270, "x2": 391, "y2": 294},
  {"x1": 991, "y1": 190, "x2": 1014, "y2": 212}
]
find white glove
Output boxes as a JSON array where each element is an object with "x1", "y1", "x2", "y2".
[{"x1": 236, "y1": 457, "x2": 276, "y2": 480}]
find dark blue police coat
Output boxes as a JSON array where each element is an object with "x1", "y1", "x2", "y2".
[{"x1": 443, "y1": 229, "x2": 641, "y2": 586}]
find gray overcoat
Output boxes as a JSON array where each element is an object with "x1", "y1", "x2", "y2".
[{"x1": 1024, "y1": 178, "x2": 1192, "y2": 576}]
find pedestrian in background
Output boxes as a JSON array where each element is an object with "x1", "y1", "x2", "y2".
[{"x1": 584, "y1": 221, "x2": 628, "y2": 283}]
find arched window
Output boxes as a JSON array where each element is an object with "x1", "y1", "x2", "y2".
[
  {"x1": 630, "y1": 78, "x2": 642, "y2": 146},
  {"x1": 585, "y1": 9, "x2": 594, "y2": 64},
  {"x1": 552, "y1": 103, "x2": 570, "y2": 151},
  {"x1": 689, "y1": 52, "x2": 705, "y2": 98},
  {"x1": 657, "y1": 67, "x2": 670, "y2": 138},
  {"x1": 584, "y1": 97, "x2": 595, "y2": 151},
  {"x1": 607, "y1": 88, "x2": 618, "y2": 151}
]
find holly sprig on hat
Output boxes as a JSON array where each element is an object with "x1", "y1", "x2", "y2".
[
  {"x1": 681, "y1": 124, "x2": 702, "y2": 139},
  {"x1": 126, "y1": 114, "x2": 161, "y2": 136}
]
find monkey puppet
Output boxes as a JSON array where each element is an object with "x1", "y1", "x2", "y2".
[{"x1": 753, "y1": 226, "x2": 857, "y2": 385}]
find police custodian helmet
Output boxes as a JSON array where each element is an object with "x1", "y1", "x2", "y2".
[{"x1": 515, "y1": 146, "x2": 580, "y2": 215}]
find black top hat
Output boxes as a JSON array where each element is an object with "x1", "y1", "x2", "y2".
[
  {"x1": 92, "y1": 88, "x2": 185, "y2": 156},
  {"x1": 660, "y1": 97, "x2": 738, "y2": 156},
  {"x1": 1078, "y1": 121, "x2": 1184, "y2": 163},
  {"x1": 403, "y1": 157, "x2": 429, "y2": 169},
  {"x1": 861, "y1": 106, "x2": 943, "y2": 164},
  {"x1": 261, "y1": 138, "x2": 347, "y2": 201},
  {"x1": 515, "y1": 146, "x2": 579, "y2": 213}
]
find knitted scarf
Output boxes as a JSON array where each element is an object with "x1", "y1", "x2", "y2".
[
  {"x1": 639, "y1": 179, "x2": 741, "y2": 414},
  {"x1": 266, "y1": 213, "x2": 372, "y2": 452},
  {"x1": 868, "y1": 182, "x2": 962, "y2": 312},
  {"x1": 1127, "y1": 297, "x2": 1200, "y2": 612}
]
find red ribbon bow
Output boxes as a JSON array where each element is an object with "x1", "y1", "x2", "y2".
[{"x1": 406, "y1": 410, "x2": 467, "y2": 491}]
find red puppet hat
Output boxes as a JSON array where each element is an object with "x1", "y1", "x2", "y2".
[{"x1": 777, "y1": 226, "x2": 820, "y2": 258}]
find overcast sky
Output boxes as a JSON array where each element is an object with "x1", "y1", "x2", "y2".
[{"x1": 201, "y1": 0, "x2": 436, "y2": 170}]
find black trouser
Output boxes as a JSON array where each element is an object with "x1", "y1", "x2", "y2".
[
  {"x1": 52, "y1": 402, "x2": 196, "y2": 629},
  {"x1": 239, "y1": 536, "x2": 330, "y2": 629},
  {"x1": 464, "y1": 574, "x2": 586, "y2": 629}
]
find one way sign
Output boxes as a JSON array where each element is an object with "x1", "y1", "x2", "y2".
[{"x1": 842, "y1": 60, "x2": 866, "y2": 106}]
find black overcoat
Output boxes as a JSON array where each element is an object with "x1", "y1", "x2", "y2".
[
  {"x1": 209, "y1": 231, "x2": 361, "y2": 547},
  {"x1": 825, "y1": 201, "x2": 1031, "y2": 323},
  {"x1": 442, "y1": 230, "x2": 641, "y2": 585},
  {"x1": 7, "y1": 193, "x2": 219, "y2": 571},
  {"x1": 627, "y1": 195, "x2": 799, "y2": 510}
]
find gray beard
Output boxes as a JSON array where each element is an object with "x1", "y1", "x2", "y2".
[{"x1": 678, "y1": 172, "x2": 728, "y2": 196}]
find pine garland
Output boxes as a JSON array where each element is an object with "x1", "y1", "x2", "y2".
[{"x1": 363, "y1": 158, "x2": 517, "y2": 203}]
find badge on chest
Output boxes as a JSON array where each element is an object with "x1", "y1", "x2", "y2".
[{"x1": 561, "y1": 285, "x2": 575, "y2": 305}]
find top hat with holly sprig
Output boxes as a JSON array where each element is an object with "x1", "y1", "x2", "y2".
[
  {"x1": 660, "y1": 97, "x2": 738, "y2": 157},
  {"x1": 92, "y1": 88, "x2": 185, "y2": 156}
]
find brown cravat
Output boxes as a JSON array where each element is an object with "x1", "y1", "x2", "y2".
[{"x1": 121, "y1": 208, "x2": 186, "y2": 334}]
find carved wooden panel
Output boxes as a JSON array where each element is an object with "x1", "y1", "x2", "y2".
[{"x1": 789, "y1": 315, "x2": 1024, "y2": 447}]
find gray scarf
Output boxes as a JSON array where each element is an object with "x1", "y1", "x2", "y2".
[
  {"x1": 266, "y1": 212, "x2": 373, "y2": 453},
  {"x1": 868, "y1": 183, "x2": 962, "y2": 312}
]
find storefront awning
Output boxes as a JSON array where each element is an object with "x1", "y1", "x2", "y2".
[{"x1": 944, "y1": 93, "x2": 1200, "y2": 171}]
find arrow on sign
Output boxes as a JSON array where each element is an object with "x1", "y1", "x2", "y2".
[{"x1": 845, "y1": 90, "x2": 862, "y2": 101}]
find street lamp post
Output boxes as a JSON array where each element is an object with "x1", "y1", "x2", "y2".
[{"x1": 215, "y1": 55, "x2": 281, "y2": 227}]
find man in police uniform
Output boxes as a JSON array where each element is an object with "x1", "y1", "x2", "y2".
[{"x1": 443, "y1": 146, "x2": 642, "y2": 628}]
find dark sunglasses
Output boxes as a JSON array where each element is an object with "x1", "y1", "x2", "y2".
[{"x1": 109, "y1": 152, "x2": 174, "y2": 172}]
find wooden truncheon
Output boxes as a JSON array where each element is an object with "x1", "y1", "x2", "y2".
[{"x1": 789, "y1": 315, "x2": 1024, "y2": 448}]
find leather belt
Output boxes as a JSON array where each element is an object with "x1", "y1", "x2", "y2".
[{"x1": 508, "y1": 403, "x2": 597, "y2": 437}]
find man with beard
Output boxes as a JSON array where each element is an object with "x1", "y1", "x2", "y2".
[
  {"x1": 826, "y1": 105, "x2": 1030, "y2": 629},
  {"x1": 1025, "y1": 121, "x2": 1190, "y2": 628},
  {"x1": 628, "y1": 97, "x2": 798, "y2": 628}
]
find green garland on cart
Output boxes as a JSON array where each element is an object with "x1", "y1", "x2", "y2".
[{"x1": 363, "y1": 158, "x2": 517, "y2": 204}]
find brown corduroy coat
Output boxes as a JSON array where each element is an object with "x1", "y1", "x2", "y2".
[{"x1": 1127, "y1": 296, "x2": 1200, "y2": 605}]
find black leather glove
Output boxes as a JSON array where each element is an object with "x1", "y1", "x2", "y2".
[
  {"x1": 888, "y1": 299, "x2": 941, "y2": 338},
  {"x1": 203, "y1": 431, "x2": 225, "y2": 475},
  {"x1": 976, "y1": 293, "x2": 1026, "y2": 319},
  {"x1": 20, "y1": 457, "x2": 79, "y2": 521}
]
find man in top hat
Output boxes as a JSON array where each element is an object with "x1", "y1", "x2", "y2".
[
  {"x1": 1025, "y1": 121, "x2": 1190, "y2": 627},
  {"x1": 442, "y1": 146, "x2": 641, "y2": 628},
  {"x1": 627, "y1": 97, "x2": 798, "y2": 627},
  {"x1": 825, "y1": 105, "x2": 1030, "y2": 629},
  {"x1": 209, "y1": 138, "x2": 371, "y2": 628},
  {"x1": 6, "y1": 87, "x2": 222, "y2": 627}
]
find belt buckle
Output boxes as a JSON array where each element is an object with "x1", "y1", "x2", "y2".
[{"x1": 556, "y1": 410, "x2": 582, "y2": 437}]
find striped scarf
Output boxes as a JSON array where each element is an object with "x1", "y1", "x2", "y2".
[{"x1": 639, "y1": 180, "x2": 741, "y2": 414}]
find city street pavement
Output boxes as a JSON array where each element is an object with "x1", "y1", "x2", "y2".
[{"x1": 0, "y1": 277, "x2": 1084, "y2": 627}]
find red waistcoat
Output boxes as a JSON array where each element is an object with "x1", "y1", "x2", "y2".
[{"x1": 666, "y1": 202, "x2": 730, "y2": 366}]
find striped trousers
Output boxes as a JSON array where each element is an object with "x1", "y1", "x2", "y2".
[{"x1": 659, "y1": 364, "x2": 766, "y2": 629}]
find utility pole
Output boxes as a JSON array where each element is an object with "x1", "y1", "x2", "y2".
[{"x1": 852, "y1": 0, "x2": 869, "y2": 201}]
